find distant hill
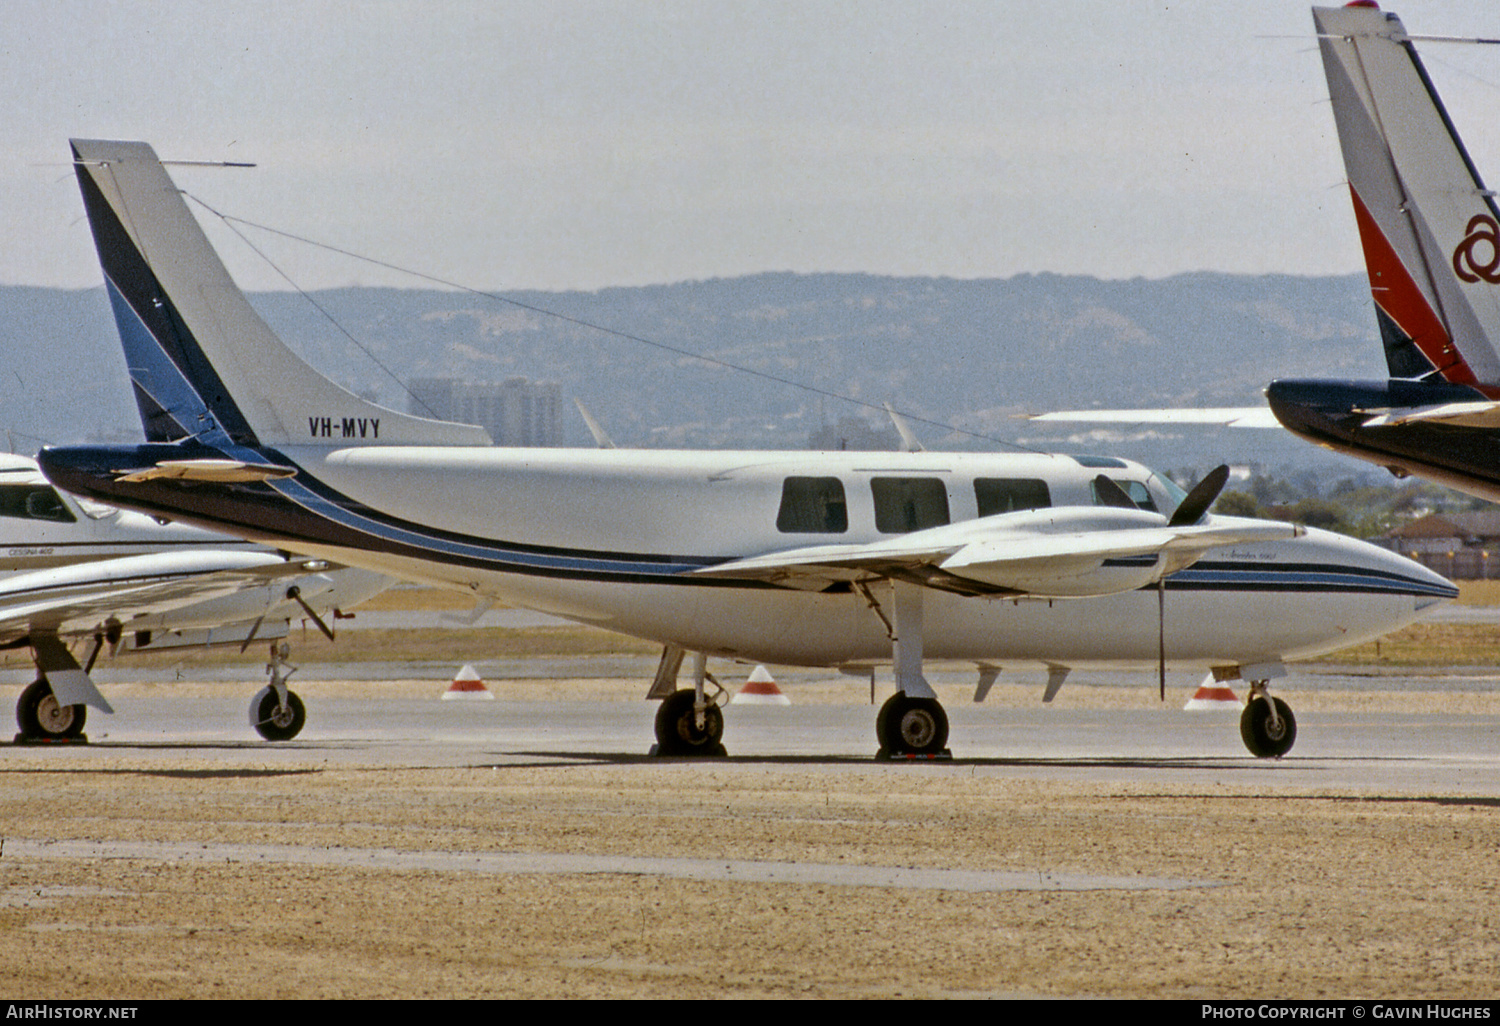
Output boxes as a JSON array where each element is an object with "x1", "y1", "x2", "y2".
[{"x1": 0, "y1": 271, "x2": 1382, "y2": 474}]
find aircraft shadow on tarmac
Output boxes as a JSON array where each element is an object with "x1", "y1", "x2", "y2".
[
  {"x1": 0, "y1": 762, "x2": 320, "y2": 780},
  {"x1": 489, "y1": 750, "x2": 1427, "y2": 772}
]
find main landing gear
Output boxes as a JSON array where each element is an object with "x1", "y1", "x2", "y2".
[
  {"x1": 647, "y1": 647, "x2": 727, "y2": 757},
  {"x1": 12, "y1": 637, "x2": 314, "y2": 744},
  {"x1": 249, "y1": 642, "x2": 306, "y2": 741},
  {"x1": 870, "y1": 580, "x2": 952, "y2": 760},
  {"x1": 642, "y1": 582, "x2": 956, "y2": 759},
  {"x1": 654, "y1": 688, "x2": 726, "y2": 756},
  {"x1": 14, "y1": 677, "x2": 87, "y2": 743},
  {"x1": 875, "y1": 691, "x2": 950, "y2": 759}
]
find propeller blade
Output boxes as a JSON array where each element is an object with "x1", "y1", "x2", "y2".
[{"x1": 1168, "y1": 464, "x2": 1231, "y2": 527}]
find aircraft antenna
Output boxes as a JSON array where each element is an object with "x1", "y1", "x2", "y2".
[
  {"x1": 183, "y1": 193, "x2": 446, "y2": 421},
  {"x1": 180, "y1": 193, "x2": 1048, "y2": 454},
  {"x1": 159, "y1": 160, "x2": 258, "y2": 168}
]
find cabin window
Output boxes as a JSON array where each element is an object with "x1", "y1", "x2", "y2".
[
  {"x1": 0, "y1": 484, "x2": 76, "y2": 523},
  {"x1": 872, "y1": 477, "x2": 950, "y2": 533},
  {"x1": 776, "y1": 477, "x2": 848, "y2": 533},
  {"x1": 974, "y1": 478, "x2": 1051, "y2": 516},
  {"x1": 1092, "y1": 478, "x2": 1158, "y2": 512}
]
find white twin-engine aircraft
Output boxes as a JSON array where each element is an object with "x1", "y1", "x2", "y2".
[
  {"x1": 0, "y1": 454, "x2": 389, "y2": 742},
  {"x1": 37, "y1": 140, "x2": 1456, "y2": 759}
]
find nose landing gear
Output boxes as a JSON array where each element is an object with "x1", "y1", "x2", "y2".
[{"x1": 1240, "y1": 682, "x2": 1296, "y2": 758}]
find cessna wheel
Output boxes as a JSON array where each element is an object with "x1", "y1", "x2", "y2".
[
  {"x1": 1240, "y1": 695, "x2": 1297, "y2": 758},
  {"x1": 653, "y1": 689, "x2": 725, "y2": 757},
  {"x1": 16, "y1": 678, "x2": 86, "y2": 740},
  {"x1": 251, "y1": 687, "x2": 306, "y2": 742},
  {"x1": 876, "y1": 693, "x2": 949, "y2": 757}
]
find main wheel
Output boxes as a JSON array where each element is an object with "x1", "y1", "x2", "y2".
[
  {"x1": 653, "y1": 689, "x2": 725, "y2": 756},
  {"x1": 251, "y1": 687, "x2": 306, "y2": 741},
  {"x1": 1240, "y1": 695, "x2": 1296, "y2": 758},
  {"x1": 16, "y1": 678, "x2": 86, "y2": 740},
  {"x1": 876, "y1": 693, "x2": 949, "y2": 756}
]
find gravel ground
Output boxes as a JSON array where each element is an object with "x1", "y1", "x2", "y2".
[{"x1": 1, "y1": 681, "x2": 1498, "y2": 999}]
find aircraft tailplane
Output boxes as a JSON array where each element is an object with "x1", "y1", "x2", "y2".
[
  {"x1": 70, "y1": 139, "x2": 491, "y2": 448},
  {"x1": 1315, "y1": 4, "x2": 1500, "y2": 388}
]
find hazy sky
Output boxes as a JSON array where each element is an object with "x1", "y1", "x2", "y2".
[{"x1": 7, "y1": 0, "x2": 1500, "y2": 293}]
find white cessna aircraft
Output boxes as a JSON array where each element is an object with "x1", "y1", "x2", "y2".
[
  {"x1": 37, "y1": 139, "x2": 1456, "y2": 759},
  {"x1": 0, "y1": 453, "x2": 389, "y2": 742}
]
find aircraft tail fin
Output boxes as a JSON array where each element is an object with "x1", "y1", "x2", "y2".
[
  {"x1": 1315, "y1": 4, "x2": 1500, "y2": 388},
  {"x1": 70, "y1": 139, "x2": 491, "y2": 448}
]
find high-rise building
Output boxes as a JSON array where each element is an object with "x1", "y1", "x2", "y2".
[{"x1": 407, "y1": 377, "x2": 562, "y2": 447}]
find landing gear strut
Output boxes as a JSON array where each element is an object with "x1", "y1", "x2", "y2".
[
  {"x1": 1240, "y1": 682, "x2": 1296, "y2": 758},
  {"x1": 15, "y1": 678, "x2": 87, "y2": 742},
  {"x1": 249, "y1": 642, "x2": 306, "y2": 741},
  {"x1": 871, "y1": 580, "x2": 952, "y2": 760}
]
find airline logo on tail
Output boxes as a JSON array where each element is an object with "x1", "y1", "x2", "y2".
[
  {"x1": 1316, "y1": 3, "x2": 1500, "y2": 391},
  {"x1": 1452, "y1": 215, "x2": 1500, "y2": 284}
]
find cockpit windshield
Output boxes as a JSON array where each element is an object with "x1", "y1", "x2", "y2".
[{"x1": 1146, "y1": 471, "x2": 1189, "y2": 518}]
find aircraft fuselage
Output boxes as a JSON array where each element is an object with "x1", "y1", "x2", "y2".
[
  {"x1": 1266, "y1": 378, "x2": 1500, "y2": 505},
  {"x1": 40, "y1": 439, "x2": 1456, "y2": 673}
]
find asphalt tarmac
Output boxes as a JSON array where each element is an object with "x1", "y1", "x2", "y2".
[{"x1": 12, "y1": 663, "x2": 1499, "y2": 792}]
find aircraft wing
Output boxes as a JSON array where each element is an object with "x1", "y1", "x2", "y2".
[
  {"x1": 694, "y1": 509, "x2": 1300, "y2": 598},
  {"x1": 1024, "y1": 407, "x2": 1280, "y2": 428},
  {"x1": 1355, "y1": 401, "x2": 1500, "y2": 430},
  {"x1": 0, "y1": 549, "x2": 334, "y2": 643}
]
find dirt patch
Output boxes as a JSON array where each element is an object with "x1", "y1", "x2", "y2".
[{"x1": 1, "y1": 747, "x2": 1497, "y2": 998}]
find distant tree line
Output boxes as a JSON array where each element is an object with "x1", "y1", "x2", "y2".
[{"x1": 1206, "y1": 470, "x2": 1486, "y2": 539}]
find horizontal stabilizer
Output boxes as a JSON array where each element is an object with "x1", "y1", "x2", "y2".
[
  {"x1": 1357, "y1": 400, "x2": 1500, "y2": 429},
  {"x1": 115, "y1": 459, "x2": 299, "y2": 484}
]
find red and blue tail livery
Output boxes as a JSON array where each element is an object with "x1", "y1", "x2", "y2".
[{"x1": 1268, "y1": 5, "x2": 1500, "y2": 501}]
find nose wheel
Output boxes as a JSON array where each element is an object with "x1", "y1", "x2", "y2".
[
  {"x1": 1240, "y1": 685, "x2": 1296, "y2": 758},
  {"x1": 249, "y1": 642, "x2": 306, "y2": 741},
  {"x1": 250, "y1": 686, "x2": 306, "y2": 741}
]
